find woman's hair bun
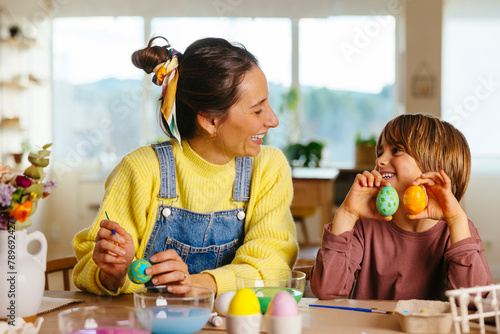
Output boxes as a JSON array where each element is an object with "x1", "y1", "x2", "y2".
[{"x1": 131, "y1": 36, "x2": 172, "y2": 74}]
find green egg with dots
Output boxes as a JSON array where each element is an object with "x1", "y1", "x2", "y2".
[{"x1": 376, "y1": 186, "x2": 399, "y2": 216}]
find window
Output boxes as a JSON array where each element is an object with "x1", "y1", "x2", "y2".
[
  {"x1": 52, "y1": 17, "x2": 144, "y2": 169},
  {"x1": 151, "y1": 17, "x2": 292, "y2": 147},
  {"x1": 299, "y1": 16, "x2": 396, "y2": 166},
  {"x1": 52, "y1": 15, "x2": 396, "y2": 169},
  {"x1": 151, "y1": 17, "x2": 291, "y2": 87},
  {"x1": 442, "y1": 11, "x2": 500, "y2": 170}
]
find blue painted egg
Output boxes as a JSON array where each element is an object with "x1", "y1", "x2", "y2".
[
  {"x1": 376, "y1": 186, "x2": 399, "y2": 216},
  {"x1": 128, "y1": 259, "x2": 152, "y2": 284}
]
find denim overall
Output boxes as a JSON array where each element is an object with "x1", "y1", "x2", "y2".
[{"x1": 143, "y1": 141, "x2": 252, "y2": 279}]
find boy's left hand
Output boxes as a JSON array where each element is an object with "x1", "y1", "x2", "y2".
[{"x1": 410, "y1": 170, "x2": 465, "y2": 224}]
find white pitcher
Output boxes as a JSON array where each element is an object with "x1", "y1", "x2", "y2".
[{"x1": 0, "y1": 230, "x2": 47, "y2": 322}]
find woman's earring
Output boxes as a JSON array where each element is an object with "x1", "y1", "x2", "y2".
[{"x1": 211, "y1": 132, "x2": 217, "y2": 141}]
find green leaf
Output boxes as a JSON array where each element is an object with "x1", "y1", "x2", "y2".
[
  {"x1": 14, "y1": 218, "x2": 32, "y2": 230},
  {"x1": 23, "y1": 166, "x2": 44, "y2": 180},
  {"x1": 35, "y1": 158, "x2": 50, "y2": 167},
  {"x1": 27, "y1": 152, "x2": 38, "y2": 163},
  {"x1": 355, "y1": 132, "x2": 378, "y2": 147},
  {"x1": 38, "y1": 150, "x2": 51, "y2": 158},
  {"x1": 11, "y1": 188, "x2": 24, "y2": 203},
  {"x1": 30, "y1": 201, "x2": 38, "y2": 215},
  {"x1": 23, "y1": 183, "x2": 44, "y2": 197}
]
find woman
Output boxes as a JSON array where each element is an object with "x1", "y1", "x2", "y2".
[{"x1": 72, "y1": 36, "x2": 298, "y2": 296}]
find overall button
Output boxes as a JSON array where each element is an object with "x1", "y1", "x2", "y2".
[
  {"x1": 237, "y1": 211, "x2": 246, "y2": 220},
  {"x1": 162, "y1": 207, "x2": 171, "y2": 217}
]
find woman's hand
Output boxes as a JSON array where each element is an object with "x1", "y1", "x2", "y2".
[
  {"x1": 93, "y1": 220, "x2": 135, "y2": 291},
  {"x1": 146, "y1": 249, "x2": 217, "y2": 294},
  {"x1": 331, "y1": 170, "x2": 391, "y2": 235},
  {"x1": 146, "y1": 249, "x2": 192, "y2": 293}
]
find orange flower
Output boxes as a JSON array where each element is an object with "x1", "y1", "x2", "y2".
[{"x1": 9, "y1": 201, "x2": 33, "y2": 223}]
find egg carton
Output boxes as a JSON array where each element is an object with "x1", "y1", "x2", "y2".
[
  {"x1": 0, "y1": 317, "x2": 43, "y2": 334},
  {"x1": 445, "y1": 284, "x2": 500, "y2": 334}
]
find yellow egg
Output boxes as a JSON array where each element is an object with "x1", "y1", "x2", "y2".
[
  {"x1": 228, "y1": 288, "x2": 261, "y2": 315},
  {"x1": 403, "y1": 185, "x2": 427, "y2": 215}
]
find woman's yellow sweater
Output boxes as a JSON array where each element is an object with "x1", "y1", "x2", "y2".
[{"x1": 73, "y1": 140, "x2": 298, "y2": 296}]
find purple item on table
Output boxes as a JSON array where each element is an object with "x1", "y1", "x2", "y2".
[{"x1": 66, "y1": 328, "x2": 149, "y2": 334}]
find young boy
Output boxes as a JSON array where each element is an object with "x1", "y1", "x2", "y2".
[{"x1": 311, "y1": 113, "x2": 492, "y2": 300}]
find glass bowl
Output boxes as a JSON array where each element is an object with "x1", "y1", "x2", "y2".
[
  {"x1": 134, "y1": 285, "x2": 215, "y2": 334},
  {"x1": 58, "y1": 305, "x2": 152, "y2": 334},
  {"x1": 235, "y1": 269, "x2": 306, "y2": 313}
]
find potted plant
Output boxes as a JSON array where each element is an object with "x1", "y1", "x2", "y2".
[
  {"x1": 285, "y1": 141, "x2": 324, "y2": 168},
  {"x1": 0, "y1": 143, "x2": 57, "y2": 321},
  {"x1": 10, "y1": 138, "x2": 32, "y2": 165},
  {"x1": 279, "y1": 87, "x2": 325, "y2": 168},
  {"x1": 355, "y1": 133, "x2": 377, "y2": 168}
]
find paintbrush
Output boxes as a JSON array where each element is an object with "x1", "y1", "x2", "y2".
[
  {"x1": 309, "y1": 304, "x2": 394, "y2": 314},
  {"x1": 105, "y1": 211, "x2": 120, "y2": 244}
]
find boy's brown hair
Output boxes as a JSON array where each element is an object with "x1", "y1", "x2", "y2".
[{"x1": 377, "y1": 113, "x2": 471, "y2": 201}]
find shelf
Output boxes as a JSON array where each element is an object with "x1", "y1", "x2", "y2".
[
  {"x1": 0, "y1": 117, "x2": 26, "y2": 131},
  {"x1": 0, "y1": 37, "x2": 37, "y2": 49},
  {"x1": 0, "y1": 125, "x2": 27, "y2": 131},
  {"x1": 292, "y1": 167, "x2": 339, "y2": 179},
  {"x1": 0, "y1": 79, "x2": 43, "y2": 89},
  {"x1": 0, "y1": 26, "x2": 44, "y2": 167},
  {"x1": 0, "y1": 80, "x2": 30, "y2": 89}
]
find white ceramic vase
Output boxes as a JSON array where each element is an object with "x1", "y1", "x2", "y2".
[{"x1": 0, "y1": 230, "x2": 47, "y2": 322}]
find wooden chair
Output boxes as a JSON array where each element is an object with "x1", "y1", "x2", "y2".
[
  {"x1": 45, "y1": 256, "x2": 78, "y2": 291},
  {"x1": 291, "y1": 207, "x2": 316, "y2": 245}
]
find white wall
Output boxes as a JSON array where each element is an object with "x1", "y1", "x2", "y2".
[
  {"x1": 403, "y1": 0, "x2": 442, "y2": 116},
  {"x1": 0, "y1": 0, "x2": 397, "y2": 19},
  {"x1": 441, "y1": 0, "x2": 500, "y2": 281},
  {"x1": 463, "y1": 174, "x2": 500, "y2": 280}
]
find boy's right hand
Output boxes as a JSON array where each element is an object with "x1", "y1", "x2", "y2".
[
  {"x1": 93, "y1": 220, "x2": 135, "y2": 291},
  {"x1": 330, "y1": 170, "x2": 391, "y2": 235}
]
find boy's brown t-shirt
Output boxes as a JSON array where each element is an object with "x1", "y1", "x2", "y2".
[{"x1": 310, "y1": 219, "x2": 492, "y2": 300}]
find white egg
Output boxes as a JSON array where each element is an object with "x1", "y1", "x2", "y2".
[{"x1": 215, "y1": 290, "x2": 237, "y2": 316}]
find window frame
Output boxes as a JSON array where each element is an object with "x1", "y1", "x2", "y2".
[{"x1": 50, "y1": 11, "x2": 400, "y2": 170}]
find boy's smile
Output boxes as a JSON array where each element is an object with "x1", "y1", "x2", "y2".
[
  {"x1": 376, "y1": 137, "x2": 423, "y2": 196},
  {"x1": 380, "y1": 171, "x2": 395, "y2": 180}
]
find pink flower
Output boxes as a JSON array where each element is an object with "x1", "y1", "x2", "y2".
[
  {"x1": 15, "y1": 175, "x2": 32, "y2": 188},
  {"x1": 0, "y1": 164, "x2": 11, "y2": 175},
  {"x1": 0, "y1": 164, "x2": 13, "y2": 183}
]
